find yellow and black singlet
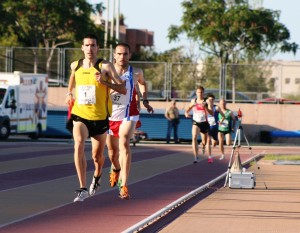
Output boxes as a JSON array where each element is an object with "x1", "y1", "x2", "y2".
[{"x1": 71, "y1": 59, "x2": 112, "y2": 120}]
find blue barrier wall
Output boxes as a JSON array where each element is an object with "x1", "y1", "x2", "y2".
[
  {"x1": 137, "y1": 114, "x2": 193, "y2": 140},
  {"x1": 43, "y1": 110, "x2": 72, "y2": 137},
  {"x1": 44, "y1": 109, "x2": 194, "y2": 140}
]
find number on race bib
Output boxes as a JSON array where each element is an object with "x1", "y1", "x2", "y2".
[
  {"x1": 78, "y1": 85, "x2": 96, "y2": 104},
  {"x1": 113, "y1": 95, "x2": 121, "y2": 102}
]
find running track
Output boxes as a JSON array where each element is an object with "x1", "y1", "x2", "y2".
[{"x1": 0, "y1": 140, "x2": 299, "y2": 233}]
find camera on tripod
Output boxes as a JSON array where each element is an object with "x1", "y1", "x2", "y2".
[{"x1": 223, "y1": 108, "x2": 268, "y2": 190}]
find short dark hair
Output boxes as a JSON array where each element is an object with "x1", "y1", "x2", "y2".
[
  {"x1": 196, "y1": 86, "x2": 205, "y2": 92},
  {"x1": 82, "y1": 34, "x2": 99, "y2": 45},
  {"x1": 115, "y1": 42, "x2": 131, "y2": 53},
  {"x1": 206, "y1": 92, "x2": 215, "y2": 99}
]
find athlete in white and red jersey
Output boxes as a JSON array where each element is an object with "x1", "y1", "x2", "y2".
[
  {"x1": 185, "y1": 86, "x2": 213, "y2": 163},
  {"x1": 193, "y1": 99, "x2": 208, "y2": 123},
  {"x1": 108, "y1": 65, "x2": 135, "y2": 137},
  {"x1": 106, "y1": 43, "x2": 153, "y2": 200},
  {"x1": 108, "y1": 66, "x2": 140, "y2": 137}
]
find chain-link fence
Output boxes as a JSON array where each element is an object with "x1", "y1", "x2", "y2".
[
  {"x1": 1, "y1": 46, "x2": 299, "y2": 103},
  {"x1": 130, "y1": 61, "x2": 167, "y2": 100},
  {"x1": 169, "y1": 62, "x2": 275, "y2": 103}
]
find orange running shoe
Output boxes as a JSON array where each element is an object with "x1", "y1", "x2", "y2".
[
  {"x1": 119, "y1": 186, "x2": 130, "y2": 200},
  {"x1": 109, "y1": 169, "x2": 120, "y2": 187}
]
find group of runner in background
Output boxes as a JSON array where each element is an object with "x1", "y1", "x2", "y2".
[{"x1": 185, "y1": 86, "x2": 236, "y2": 164}]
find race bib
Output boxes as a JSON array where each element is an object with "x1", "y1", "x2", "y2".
[
  {"x1": 111, "y1": 93, "x2": 121, "y2": 104},
  {"x1": 111, "y1": 92, "x2": 128, "y2": 105},
  {"x1": 207, "y1": 115, "x2": 216, "y2": 126},
  {"x1": 77, "y1": 85, "x2": 96, "y2": 104},
  {"x1": 193, "y1": 111, "x2": 206, "y2": 122},
  {"x1": 220, "y1": 119, "x2": 229, "y2": 129}
]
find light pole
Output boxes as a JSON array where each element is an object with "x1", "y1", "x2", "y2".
[
  {"x1": 116, "y1": 0, "x2": 120, "y2": 41},
  {"x1": 104, "y1": 0, "x2": 109, "y2": 49},
  {"x1": 104, "y1": 0, "x2": 119, "y2": 60},
  {"x1": 109, "y1": 0, "x2": 115, "y2": 61}
]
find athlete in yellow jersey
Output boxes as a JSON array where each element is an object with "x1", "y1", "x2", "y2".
[
  {"x1": 65, "y1": 34, "x2": 126, "y2": 202},
  {"x1": 71, "y1": 59, "x2": 111, "y2": 121}
]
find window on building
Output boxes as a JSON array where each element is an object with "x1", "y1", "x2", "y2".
[
  {"x1": 268, "y1": 77, "x2": 276, "y2": 90},
  {"x1": 285, "y1": 78, "x2": 290, "y2": 84},
  {"x1": 295, "y1": 78, "x2": 300, "y2": 84}
]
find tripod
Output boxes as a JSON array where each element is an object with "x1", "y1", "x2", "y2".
[{"x1": 223, "y1": 120, "x2": 267, "y2": 189}]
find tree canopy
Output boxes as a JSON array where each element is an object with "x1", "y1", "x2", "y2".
[
  {"x1": 168, "y1": 0, "x2": 299, "y2": 64},
  {"x1": 0, "y1": 0, "x2": 104, "y2": 48}
]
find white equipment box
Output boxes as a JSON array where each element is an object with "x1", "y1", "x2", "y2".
[{"x1": 229, "y1": 172, "x2": 256, "y2": 189}]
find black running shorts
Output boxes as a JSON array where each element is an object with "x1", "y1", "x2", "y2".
[
  {"x1": 192, "y1": 121, "x2": 210, "y2": 134},
  {"x1": 71, "y1": 114, "x2": 109, "y2": 137}
]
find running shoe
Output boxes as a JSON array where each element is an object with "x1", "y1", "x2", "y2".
[
  {"x1": 193, "y1": 157, "x2": 199, "y2": 164},
  {"x1": 119, "y1": 186, "x2": 130, "y2": 200},
  {"x1": 74, "y1": 189, "x2": 89, "y2": 202},
  {"x1": 89, "y1": 177, "x2": 101, "y2": 196},
  {"x1": 109, "y1": 169, "x2": 120, "y2": 187},
  {"x1": 208, "y1": 157, "x2": 213, "y2": 163},
  {"x1": 219, "y1": 154, "x2": 225, "y2": 160}
]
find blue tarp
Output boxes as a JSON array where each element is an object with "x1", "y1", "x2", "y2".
[{"x1": 270, "y1": 130, "x2": 300, "y2": 138}]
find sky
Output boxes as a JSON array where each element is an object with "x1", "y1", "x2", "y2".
[{"x1": 89, "y1": 0, "x2": 300, "y2": 60}]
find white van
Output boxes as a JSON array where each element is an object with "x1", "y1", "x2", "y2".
[{"x1": 0, "y1": 71, "x2": 48, "y2": 139}]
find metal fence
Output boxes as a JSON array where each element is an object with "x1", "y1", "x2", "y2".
[{"x1": 1, "y1": 46, "x2": 299, "y2": 103}]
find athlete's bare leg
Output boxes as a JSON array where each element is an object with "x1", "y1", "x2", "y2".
[
  {"x1": 118, "y1": 120, "x2": 136, "y2": 187},
  {"x1": 218, "y1": 132, "x2": 225, "y2": 160},
  {"x1": 73, "y1": 121, "x2": 89, "y2": 188},
  {"x1": 225, "y1": 133, "x2": 232, "y2": 146},
  {"x1": 191, "y1": 125, "x2": 200, "y2": 161},
  {"x1": 106, "y1": 134, "x2": 121, "y2": 170},
  {"x1": 212, "y1": 139, "x2": 218, "y2": 147},
  {"x1": 207, "y1": 135, "x2": 212, "y2": 156},
  {"x1": 90, "y1": 134, "x2": 106, "y2": 178},
  {"x1": 200, "y1": 132, "x2": 208, "y2": 155}
]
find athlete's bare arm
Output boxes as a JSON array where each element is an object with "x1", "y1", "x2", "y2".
[
  {"x1": 135, "y1": 83, "x2": 141, "y2": 112},
  {"x1": 134, "y1": 67, "x2": 154, "y2": 113},
  {"x1": 205, "y1": 104, "x2": 214, "y2": 115},
  {"x1": 95, "y1": 61, "x2": 127, "y2": 95},
  {"x1": 215, "y1": 105, "x2": 225, "y2": 119},
  {"x1": 65, "y1": 62, "x2": 76, "y2": 107},
  {"x1": 185, "y1": 99, "x2": 196, "y2": 118},
  {"x1": 134, "y1": 68, "x2": 147, "y2": 99},
  {"x1": 101, "y1": 61, "x2": 123, "y2": 84}
]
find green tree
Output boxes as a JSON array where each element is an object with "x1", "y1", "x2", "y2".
[
  {"x1": 2, "y1": 0, "x2": 103, "y2": 47},
  {"x1": 0, "y1": 2, "x2": 20, "y2": 46},
  {"x1": 1, "y1": 0, "x2": 105, "y2": 75},
  {"x1": 168, "y1": 0, "x2": 298, "y2": 100},
  {"x1": 95, "y1": 2, "x2": 106, "y2": 17}
]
